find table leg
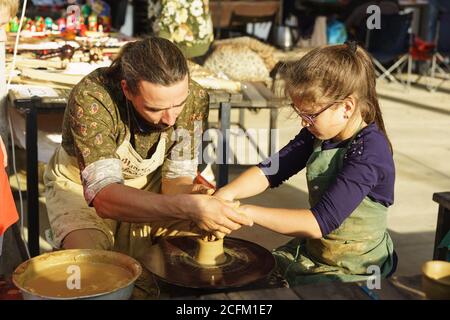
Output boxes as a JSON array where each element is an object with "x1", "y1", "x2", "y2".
[
  {"x1": 238, "y1": 109, "x2": 245, "y2": 128},
  {"x1": 411, "y1": 7, "x2": 420, "y2": 36},
  {"x1": 12, "y1": 222, "x2": 29, "y2": 261},
  {"x1": 269, "y1": 108, "x2": 278, "y2": 156},
  {"x1": 433, "y1": 204, "x2": 450, "y2": 260},
  {"x1": 217, "y1": 102, "x2": 230, "y2": 188},
  {"x1": 25, "y1": 98, "x2": 40, "y2": 257}
]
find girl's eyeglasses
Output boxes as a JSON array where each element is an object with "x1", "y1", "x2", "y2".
[{"x1": 291, "y1": 99, "x2": 346, "y2": 126}]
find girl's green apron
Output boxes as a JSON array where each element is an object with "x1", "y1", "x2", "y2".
[{"x1": 273, "y1": 129, "x2": 395, "y2": 285}]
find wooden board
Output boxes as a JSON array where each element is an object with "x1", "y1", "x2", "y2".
[
  {"x1": 251, "y1": 82, "x2": 275, "y2": 101},
  {"x1": 226, "y1": 287, "x2": 300, "y2": 300},
  {"x1": 13, "y1": 57, "x2": 67, "y2": 70},
  {"x1": 378, "y1": 277, "x2": 425, "y2": 300},
  {"x1": 20, "y1": 68, "x2": 83, "y2": 85},
  {"x1": 198, "y1": 293, "x2": 230, "y2": 300},
  {"x1": 292, "y1": 281, "x2": 370, "y2": 300},
  {"x1": 11, "y1": 76, "x2": 74, "y2": 89},
  {"x1": 209, "y1": 90, "x2": 231, "y2": 104},
  {"x1": 241, "y1": 82, "x2": 268, "y2": 107}
]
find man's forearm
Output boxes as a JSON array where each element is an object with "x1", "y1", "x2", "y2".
[{"x1": 92, "y1": 183, "x2": 192, "y2": 222}]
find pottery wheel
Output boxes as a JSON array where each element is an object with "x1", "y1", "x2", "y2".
[{"x1": 140, "y1": 237, "x2": 276, "y2": 289}]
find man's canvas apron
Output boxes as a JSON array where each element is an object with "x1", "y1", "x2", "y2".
[{"x1": 273, "y1": 129, "x2": 395, "y2": 285}]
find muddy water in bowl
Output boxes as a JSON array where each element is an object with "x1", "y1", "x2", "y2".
[
  {"x1": 13, "y1": 249, "x2": 142, "y2": 300},
  {"x1": 23, "y1": 262, "x2": 133, "y2": 298}
]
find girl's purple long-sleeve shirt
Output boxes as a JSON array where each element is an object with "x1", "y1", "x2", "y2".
[{"x1": 258, "y1": 123, "x2": 395, "y2": 236}]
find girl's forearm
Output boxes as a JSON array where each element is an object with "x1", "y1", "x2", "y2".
[
  {"x1": 216, "y1": 166, "x2": 270, "y2": 200},
  {"x1": 240, "y1": 204, "x2": 323, "y2": 239}
]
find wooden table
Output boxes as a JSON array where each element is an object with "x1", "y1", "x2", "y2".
[
  {"x1": 7, "y1": 91, "x2": 67, "y2": 258},
  {"x1": 210, "y1": 0, "x2": 281, "y2": 29},
  {"x1": 0, "y1": 273, "x2": 425, "y2": 300},
  {"x1": 193, "y1": 275, "x2": 425, "y2": 300},
  {"x1": 432, "y1": 192, "x2": 450, "y2": 260}
]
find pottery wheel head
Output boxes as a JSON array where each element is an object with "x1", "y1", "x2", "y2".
[{"x1": 141, "y1": 237, "x2": 275, "y2": 289}]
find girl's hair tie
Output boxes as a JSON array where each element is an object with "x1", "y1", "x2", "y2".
[{"x1": 345, "y1": 40, "x2": 358, "y2": 53}]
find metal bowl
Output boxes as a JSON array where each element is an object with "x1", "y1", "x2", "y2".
[
  {"x1": 13, "y1": 249, "x2": 142, "y2": 300},
  {"x1": 421, "y1": 260, "x2": 450, "y2": 300}
]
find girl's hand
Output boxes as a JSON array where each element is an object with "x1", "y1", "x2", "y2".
[
  {"x1": 213, "y1": 188, "x2": 236, "y2": 202},
  {"x1": 187, "y1": 195, "x2": 253, "y2": 239},
  {"x1": 189, "y1": 184, "x2": 215, "y2": 195},
  {"x1": 161, "y1": 178, "x2": 214, "y2": 195},
  {"x1": 235, "y1": 204, "x2": 254, "y2": 222}
]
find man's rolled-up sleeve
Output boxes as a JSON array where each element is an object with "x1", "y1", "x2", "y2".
[
  {"x1": 162, "y1": 158, "x2": 198, "y2": 180},
  {"x1": 81, "y1": 159, "x2": 124, "y2": 205}
]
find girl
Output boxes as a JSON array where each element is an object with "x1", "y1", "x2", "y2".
[{"x1": 215, "y1": 41, "x2": 396, "y2": 285}]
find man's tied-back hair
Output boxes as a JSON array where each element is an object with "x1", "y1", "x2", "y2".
[{"x1": 106, "y1": 37, "x2": 189, "y2": 95}]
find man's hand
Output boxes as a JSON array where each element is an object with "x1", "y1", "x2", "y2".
[
  {"x1": 190, "y1": 184, "x2": 214, "y2": 195},
  {"x1": 188, "y1": 195, "x2": 253, "y2": 239},
  {"x1": 162, "y1": 177, "x2": 214, "y2": 195},
  {"x1": 0, "y1": 136, "x2": 7, "y2": 167}
]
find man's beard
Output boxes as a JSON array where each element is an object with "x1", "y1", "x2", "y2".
[
  {"x1": 131, "y1": 104, "x2": 173, "y2": 133},
  {"x1": 147, "y1": 122, "x2": 172, "y2": 131}
]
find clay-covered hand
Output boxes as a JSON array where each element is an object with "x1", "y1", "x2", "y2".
[
  {"x1": 189, "y1": 184, "x2": 215, "y2": 195},
  {"x1": 189, "y1": 195, "x2": 253, "y2": 239},
  {"x1": 213, "y1": 188, "x2": 236, "y2": 202}
]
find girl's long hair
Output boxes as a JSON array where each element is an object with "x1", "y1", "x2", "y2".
[{"x1": 281, "y1": 43, "x2": 392, "y2": 152}]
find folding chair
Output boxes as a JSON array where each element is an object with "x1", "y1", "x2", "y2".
[
  {"x1": 365, "y1": 12, "x2": 413, "y2": 88},
  {"x1": 428, "y1": 11, "x2": 450, "y2": 91}
]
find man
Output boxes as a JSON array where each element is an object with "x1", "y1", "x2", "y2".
[{"x1": 44, "y1": 37, "x2": 252, "y2": 259}]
